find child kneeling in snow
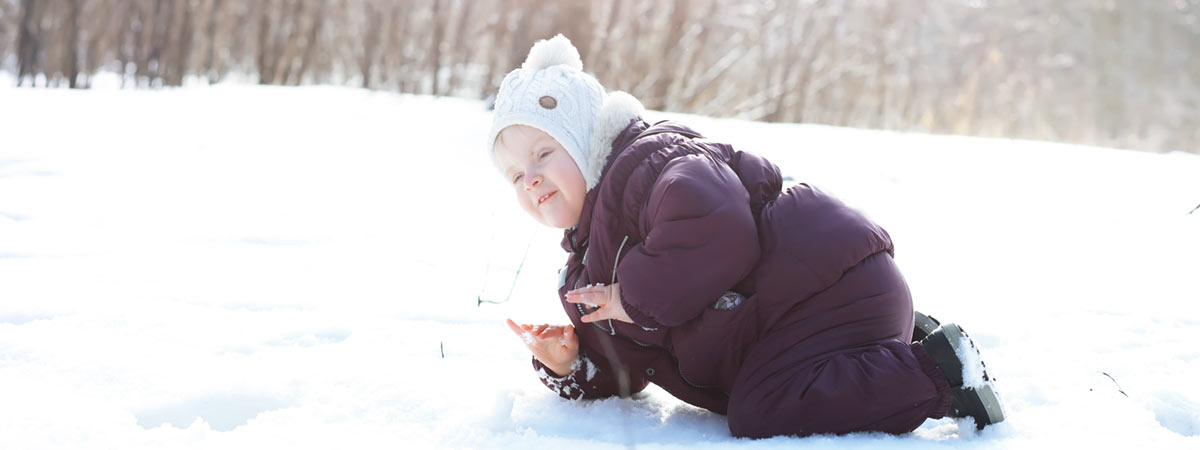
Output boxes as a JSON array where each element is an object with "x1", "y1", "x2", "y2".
[{"x1": 491, "y1": 35, "x2": 1004, "y2": 437}]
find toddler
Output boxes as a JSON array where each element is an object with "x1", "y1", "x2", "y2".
[{"x1": 490, "y1": 35, "x2": 1004, "y2": 438}]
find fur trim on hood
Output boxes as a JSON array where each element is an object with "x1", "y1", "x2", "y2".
[{"x1": 583, "y1": 91, "x2": 645, "y2": 190}]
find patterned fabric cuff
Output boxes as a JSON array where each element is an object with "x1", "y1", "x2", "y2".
[{"x1": 534, "y1": 354, "x2": 599, "y2": 400}]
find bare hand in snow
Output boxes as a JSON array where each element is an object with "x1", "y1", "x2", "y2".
[
  {"x1": 505, "y1": 319, "x2": 579, "y2": 377},
  {"x1": 566, "y1": 283, "x2": 633, "y2": 324}
]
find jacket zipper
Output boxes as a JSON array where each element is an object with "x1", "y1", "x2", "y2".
[
  {"x1": 597, "y1": 234, "x2": 716, "y2": 390},
  {"x1": 603, "y1": 235, "x2": 632, "y2": 335}
]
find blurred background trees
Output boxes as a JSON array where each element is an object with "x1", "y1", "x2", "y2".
[{"x1": 1, "y1": 0, "x2": 1197, "y2": 153}]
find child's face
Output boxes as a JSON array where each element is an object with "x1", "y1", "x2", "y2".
[{"x1": 493, "y1": 125, "x2": 587, "y2": 229}]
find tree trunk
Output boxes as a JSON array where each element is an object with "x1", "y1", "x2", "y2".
[
  {"x1": 135, "y1": 0, "x2": 170, "y2": 86},
  {"x1": 292, "y1": 0, "x2": 325, "y2": 86},
  {"x1": 204, "y1": 0, "x2": 224, "y2": 82},
  {"x1": 16, "y1": 0, "x2": 40, "y2": 87},
  {"x1": 256, "y1": 1, "x2": 275, "y2": 85},
  {"x1": 65, "y1": 0, "x2": 82, "y2": 88},
  {"x1": 359, "y1": 2, "x2": 382, "y2": 89},
  {"x1": 480, "y1": 0, "x2": 511, "y2": 98},
  {"x1": 169, "y1": 0, "x2": 194, "y2": 86},
  {"x1": 447, "y1": 0, "x2": 473, "y2": 95},
  {"x1": 385, "y1": 0, "x2": 412, "y2": 91},
  {"x1": 429, "y1": 0, "x2": 446, "y2": 95},
  {"x1": 268, "y1": 0, "x2": 303, "y2": 85},
  {"x1": 133, "y1": 2, "x2": 155, "y2": 86},
  {"x1": 648, "y1": 0, "x2": 687, "y2": 110},
  {"x1": 118, "y1": 1, "x2": 136, "y2": 88}
]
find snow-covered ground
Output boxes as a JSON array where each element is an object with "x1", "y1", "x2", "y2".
[{"x1": 2, "y1": 77, "x2": 1198, "y2": 449}]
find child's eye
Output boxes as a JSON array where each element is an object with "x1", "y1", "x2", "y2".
[
  {"x1": 512, "y1": 174, "x2": 523, "y2": 184},
  {"x1": 537, "y1": 149, "x2": 552, "y2": 160}
]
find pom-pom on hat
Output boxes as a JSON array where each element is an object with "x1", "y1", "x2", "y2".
[{"x1": 488, "y1": 35, "x2": 608, "y2": 189}]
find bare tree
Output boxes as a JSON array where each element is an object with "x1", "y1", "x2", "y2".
[
  {"x1": 0, "y1": 2, "x2": 15, "y2": 68},
  {"x1": 16, "y1": 0, "x2": 41, "y2": 86}
]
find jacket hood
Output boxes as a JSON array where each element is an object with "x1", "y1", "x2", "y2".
[{"x1": 582, "y1": 91, "x2": 645, "y2": 190}]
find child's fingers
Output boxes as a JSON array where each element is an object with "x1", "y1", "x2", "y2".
[
  {"x1": 566, "y1": 291, "x2": 606, "y2": 306},
  {"x1": 506, "y1": 319, "x2": 539, "y2": 347},
  {"x1": 573, "y1": 285, "x2": 608, "y2": 295},
  {"x1": 505, "y1": 319, "x2": 525, "y2": 336},
  {"x1": 566, "y1": 284, "x2": 608, "y2": 297},
  {"x1": 579, "y1": 307, "x2": 609, "y2": 324}
]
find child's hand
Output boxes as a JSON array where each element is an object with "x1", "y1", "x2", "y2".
[
  {"x1": 505, "y1": 319, "x2": 579, "y2": 377},
  {"x1": 566, "y1": 283, "x2": 633, "y2": 324}
]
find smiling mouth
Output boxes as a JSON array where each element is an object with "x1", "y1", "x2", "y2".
[{"x1": 538, "y1": 191, "x2": 556, "y2": 205}]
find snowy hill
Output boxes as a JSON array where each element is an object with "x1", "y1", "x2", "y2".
[{"x1": 1, "y1": 80, "x2": 1198, "y2": 449}]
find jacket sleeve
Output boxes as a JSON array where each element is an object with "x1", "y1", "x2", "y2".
[
  {"x1": 531, "y1": 343, "x2": 648, "y2": 400},
  {"x1": 615, "y1": 153, "x2": 760, "y2": 328}
]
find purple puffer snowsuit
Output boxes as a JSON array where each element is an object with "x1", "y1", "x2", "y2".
[{"x1": 532, "y1": 119, "x2": 953, "y2": 438}]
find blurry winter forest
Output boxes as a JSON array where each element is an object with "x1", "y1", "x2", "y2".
[{"x1": 1, "y1": 0, "x2": 1198, "y2": 154}]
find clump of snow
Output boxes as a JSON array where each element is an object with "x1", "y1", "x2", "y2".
[
  {"x1": 583, "y1": 356, "x2": 598, "y2": 382},
  {"x1": 955, "y1": 335, "x2": 988, "y2": 390}
]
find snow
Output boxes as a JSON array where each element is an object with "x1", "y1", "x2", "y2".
[
  {"x1": 1, "y1": 79, "x2": 1199, "y2": 449},
  {"x1": 584, "y1": 356, "x2": 598, "y2": 382},
  {"x1": 956, "y1": 335, "x2": 988, "y2": 390}
]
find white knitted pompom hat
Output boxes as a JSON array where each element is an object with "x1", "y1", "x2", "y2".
[{"x1": 489, "y1": 34, "x2": 641, "y2": 191}]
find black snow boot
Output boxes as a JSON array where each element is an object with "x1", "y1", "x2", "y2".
[
  {"x1": 920, "y1": 323, "x2": 1006, "y2": 430},
  {"x1": 912, "y1": 311, "x2": 941, "y2": 342}
]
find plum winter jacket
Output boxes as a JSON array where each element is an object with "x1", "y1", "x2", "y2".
[{"x1": 531, "y1": 118, "x2": 909, "y2": 416}]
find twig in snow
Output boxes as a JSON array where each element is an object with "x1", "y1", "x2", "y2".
[
  {"x1": 1189, "y1": 203, "x2": 1199, "y2": 215},
  {"x1": 477, "y1": 230, "x2": 538, "y2": 307},
  {"x1": 1100, "y1": 371, "x2": 1129, "y2": 398}
]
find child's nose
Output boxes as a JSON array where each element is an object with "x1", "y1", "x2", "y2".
[{"x1": 524, "y1": 173, "x2": 542, "y2": 190}]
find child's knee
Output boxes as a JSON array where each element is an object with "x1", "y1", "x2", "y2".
[
  {"x1": 726, "y1": 377, "x2": 822, "y2": 438},
  {"x1": 726, "y1": 394, "x2": 782, "y2": 438}
]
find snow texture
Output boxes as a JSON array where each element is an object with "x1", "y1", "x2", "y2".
[
  {"x1": 957, "y1": 335, "x2": 988, "y2": 390},
  {"x1": 1, "y1": 73, "x2": 1199, "y2": 448}
]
